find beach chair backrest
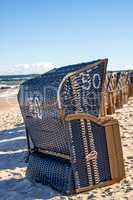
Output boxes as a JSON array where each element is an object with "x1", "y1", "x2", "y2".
[
  {"x1": 58, "y1": 59, "x2": 107, "y2": 118},
  {"x1": 18, "y1": 60, "x2": 105, "y2": 157}
]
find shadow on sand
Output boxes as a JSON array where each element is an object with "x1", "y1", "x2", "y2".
[{"x1": 0, "y1": 123, "x2": 60, "y2": 200}]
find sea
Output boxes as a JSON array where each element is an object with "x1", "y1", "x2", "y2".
[{"x1": 0, "y1": 74, "x2": 38, "y2": 99}]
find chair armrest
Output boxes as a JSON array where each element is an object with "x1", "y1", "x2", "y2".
[{"x1": 64, "y1": 113, "x2": 115, "y2": 126}]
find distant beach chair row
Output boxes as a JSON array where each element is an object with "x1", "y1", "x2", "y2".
[
  {"x1": 18, "y1": 59, "x2": 128, "y2": 194},
  {"x1": 101, "y1": 70, "x2": 133, "y2": 116}
]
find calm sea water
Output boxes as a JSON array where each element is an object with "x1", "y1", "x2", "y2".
[
  {"x1": 0, "y1": 74, "x2": 38, "y2": 99},
  {"x1": 0, "y1": 74, "x2": 38, "y2": 88}
]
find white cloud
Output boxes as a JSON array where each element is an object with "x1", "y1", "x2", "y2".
[
  {"x1": 108, "y1": 64, "x2": 133, "y2": 71},
  {"x1": 0, "y1": 63, "x2": 56, "y2": 75}
]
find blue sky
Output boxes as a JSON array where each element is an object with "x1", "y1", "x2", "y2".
[{"x1": 0, "y1": 0, "x2": 133, "y2": 74}]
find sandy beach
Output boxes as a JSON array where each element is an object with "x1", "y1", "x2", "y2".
[{"x1": 0, "y1": 92, "x2": 133, "y2": 200}]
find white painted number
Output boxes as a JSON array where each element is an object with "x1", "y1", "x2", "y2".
[
  {"x1": 92, "y1": 74, "x2": 101, "y2": 89},
  {"x1": 81, "y1": 73, "x2": 101, "y2": 90}
]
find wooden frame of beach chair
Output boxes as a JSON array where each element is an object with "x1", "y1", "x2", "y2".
[
  {"x1": 115, "y1": 72, "x2": 123, "y2": 109},
  {"x1": 121, "y1": 72, "x2": 128, "y2": 105},
  {"x1": 103, "y1": 74, "x2": 110, "y2": 116},
  {"x1": 111, "y1": 72, "x2": 118, "y2": 112},
  {"x1": 106, "y1": 73, "x2": 115, "y2": 115},
  {"x1": 127, "y1": 71, "x2": 131, "y2": 98},
  {"x1": 124, "y1": 72, "x2": 130, "y2": 104},
  {"x1": 128, "y1": 71, "x2": 133, "y2": 97},
  {"x1": 100, "y1": 75, "x2": 109, "y2": 117}
]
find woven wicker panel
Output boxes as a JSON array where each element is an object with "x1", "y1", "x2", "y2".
[
  {"x1": 91, "y1": 121, "x2": 111, "y2": 181},
  {"x1": 60, "y1": 60, "x2": 107, "y2": 117},
  {"x1": 18, "y1": 86, "x2": 70, "y2": 154},
  {"x1": 68, "y1": 118, "x2": 111, "y2": 190},
  {"x1": 26, "y1": 152, "x2": 74, "y2": 194},
  {"x1": 26, "y1": 115, "x2": 70, "y2": 154}
]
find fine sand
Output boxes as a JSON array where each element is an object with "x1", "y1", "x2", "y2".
[{"x1": 0, "y1": 95, "x2": 133, "y2": 200}]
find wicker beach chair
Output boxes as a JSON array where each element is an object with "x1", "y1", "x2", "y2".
[
  {"x1": 125, "y1": 72, "x2": 130, "y2": 104},
  {"x1": 18, "y1": 59, "x2": 125, "y2": 194},
  {"x1": 120, "y1": 72, "x2": 129, "y2": 105},
  {"x1": 128, "y1": 71, "x2": 133, "y2": 97},
  {"x1": 110, "y1": 72, "x2": 118, "y2": 113},
  {"x1": 115, "y1": 72, "x2": 123, "y2": 109},
  {"x1": 101, "y1": 74, "x2": 109, "y2": 116},
  {"x1": 105, "y1": 72, "x2": 116, "y2": 115}
]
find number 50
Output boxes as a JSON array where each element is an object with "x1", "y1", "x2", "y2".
[{"x1": 81, "y1": 73, "x2": 101, "y2": 90}]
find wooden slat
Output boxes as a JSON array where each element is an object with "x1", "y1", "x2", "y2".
[
  {"x1": 100, "y1": 92, "x2": 106, "y2": 117},
  {"x1": 65, "y1": 113, "x2": 113, "y2": 126},
  {"x1": 75, "y1": 178, "x2": 121, "y2": 193},
  {"x1": 112, "y1": 123, "x2": 125, "y2": 179},
  {"x1": 65, "y1": 113, "x2": 100, "y2": 123},
  {"x1": 102, "y1": 119, "x2": 118, "y2": 127},
  {"x1": 38, "y1": 148, "x2": 70, "y2": 160},
  {"x1": 105, "y1": 125, "x2": 118, "y2": 179}
]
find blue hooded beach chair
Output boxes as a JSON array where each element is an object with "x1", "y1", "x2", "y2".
[{"x1": 18, "y1": 59, "x2": 125, "y2": 194}]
